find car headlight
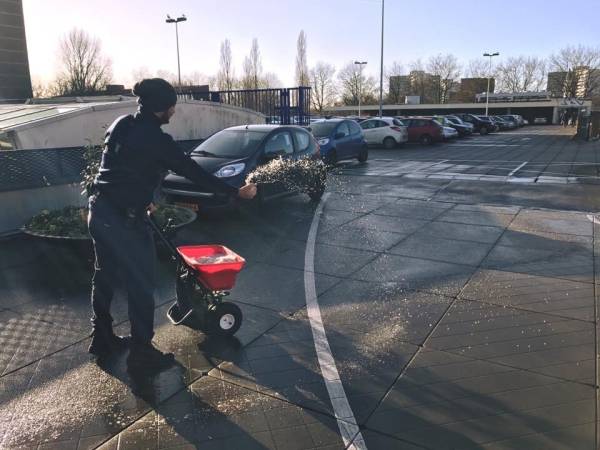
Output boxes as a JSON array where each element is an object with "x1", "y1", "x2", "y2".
[
  {"x1": 214, "y1": 163, "x2": 245, "y2": 178},
  {"x1": 317, "y1": 138, "x2": 330, "y2": 146}
]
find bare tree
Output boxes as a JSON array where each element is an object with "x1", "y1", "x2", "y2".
[
  {"x1": 241, "y1": 38, "x2": 263, "y2": 90},
  {"x1": 310, "y1": 62, "x2": 336, "y2": 114},
  {"x1": 155, "y1": 70, "x2": 178, "y2": 86},
  {"x1": 181, "y1": 71, "x2": 210, "y2": 86},
  {"x1": 54, "y1": 28, "x2": 112, "y2": 96},
  {"x1": 31, "y1": 76, "x2": 50, "y2": 98},
  {"x1": 427, "y1": 54, "x2": 461, "y2": 103},
  {"x1": 496, "y1": 56, "x2": 546, "y2": 92},
  {"x1": 550, "y1": 45, "x2": 600, "y2": 98},
  {"x1": 466, "y1": 58, "x2": 493, "y2": 78},
  {"x1": 338, "y1": 61, "x2": 376, "y2": 106},
  {"x1": 295, "y1": 30, "x2": 309, "y2": 87},
  {"x1": 262, "y1": 72, "x2": 283, "y2": 88},
  {"x1": 131, "y1": 66, "x2": 153, "y2": 84},
  {"x1": 217, "y1": 39, "x2": 236, "y2": 91},
  {"x1": 385, "y1": 61, "x2": 405, "y2": 104}
]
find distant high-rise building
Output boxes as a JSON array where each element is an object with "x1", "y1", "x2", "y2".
[
  {"x1": 454, "y1": 78, "x2": 493, "y2": 103},
  {"x1": 575, "y1": 66, "x2": 600, "y2": 99},
  {"x1": 547, "y1": 71, "x2": 568, "y2": 98},
  {"x1": 0, "y1": 0, "x2": 32, "y2": 101},
  {"x1": 547, "y1": 67, "x2": 600, "y2": 99},
  {"x1": 388, "y1": 75, "x2": 411, "y2": 103},
  {"x1": 409, "y1": 70, "x2": 440, "y2": 104},
  {"x1": 388, "y1": 71, "x2": 441, "y2": 104}
]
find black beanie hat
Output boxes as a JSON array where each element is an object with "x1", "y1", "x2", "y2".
[{"x1": 132, "y1": 78, "x2": 178, "y2": 112}]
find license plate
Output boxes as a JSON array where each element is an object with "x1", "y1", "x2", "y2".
[{"x1": 175, "y1": 202, "x2": 199, "y2": 211}]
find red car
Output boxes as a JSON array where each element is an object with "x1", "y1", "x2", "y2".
[{"x1": 398, "y1": 117, "x2": 443, "y2": 145}]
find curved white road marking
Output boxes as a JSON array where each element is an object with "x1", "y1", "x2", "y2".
[{"x1": 304, "y1": 192, "x2": 367, "y2": 450}]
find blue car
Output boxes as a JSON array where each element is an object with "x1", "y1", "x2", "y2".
[{"x1": 310, "y1": 119, "x2": 368, "y2": 165}]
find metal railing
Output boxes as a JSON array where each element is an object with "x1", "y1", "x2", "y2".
[{"x1": 209, "y1": 87, "x2": 311, "y2": 126}]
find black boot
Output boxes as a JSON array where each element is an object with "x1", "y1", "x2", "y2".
[
  {"x1": 127, "y1": 341, "x2": 175, "y2": 372},
  {"x1": 89, "y1": 326, "x2": 130, "y2": 357}
]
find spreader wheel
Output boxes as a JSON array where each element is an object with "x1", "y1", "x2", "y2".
[{"x1": 204, "y1": 302, "x2": 243, "y2": 336}]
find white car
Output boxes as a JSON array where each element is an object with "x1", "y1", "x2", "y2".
[
  {"x1": 360, "y1": 117, "x2": 408, "y2": 149},
  {"x1": 442, "y1": 126, "x2": 458, "y2": 139}
]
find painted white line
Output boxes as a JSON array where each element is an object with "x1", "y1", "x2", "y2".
[
  {"x1": 508, "y1": 161, "x2": 528, "y2": 177},
  {"x1": 304, "y1": 193, "x2": 367, "y2": 450}
]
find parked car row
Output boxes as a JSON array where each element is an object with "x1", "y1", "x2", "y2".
[{"x1": 159, "y1": 112, "x2": 528, "y2": 211}]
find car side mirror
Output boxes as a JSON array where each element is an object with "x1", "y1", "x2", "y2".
[{"x1": 335, "y1": 132, "x2": 345, "y2": 139}]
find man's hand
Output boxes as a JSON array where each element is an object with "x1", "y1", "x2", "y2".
[
  {"x1": 238, "y1": 183, "x2": 257, "y2": 200},
  {"x1": 147, "y1": 202, "x2": 157, "y2": 213}
]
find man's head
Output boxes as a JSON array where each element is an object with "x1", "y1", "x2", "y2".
[{"x1": 132, "y1": 78, "x2": 177, "y2": 124}]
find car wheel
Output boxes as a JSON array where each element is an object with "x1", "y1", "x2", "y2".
[
  {"x1": 383, "y1": 137, "x2": 396, "y2": 149},
  {"x1": 357, "y1": 146, "x2": 369, "y2": 163},
  {"x1": 419, "y1": 134, "x2": 432, "y2": 145},
  {"x1": 480, "y1": 127, "x2": 488, "y2": 135},
  {"x1": 325, "y1": 149, "x2": 338, "y2": 166},
  {"x1": 204, "y1": 302, "x2": 242, "y2": 336}
]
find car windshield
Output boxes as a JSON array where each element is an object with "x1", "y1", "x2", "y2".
[
  {"x1": 310, "y1": 121, "x2": 339, "y2": 137},
  {"x1": 393, "y1": 119, "x2": 405, "y2": 126},
  {"x1": 192, "y1": 129, "x2": 268, "y2": 158}
]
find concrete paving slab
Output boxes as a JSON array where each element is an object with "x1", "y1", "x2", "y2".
[
  {"x1": 352, "y1": 254, "x2": 476, "y2": 297},
  {"x1": 345, "y1": 213, "x2": 431, "y2": 235},
  {"x1": 370, "y1": 200, "x2": 452, "y2": 221},
  {"x1": 317, "y1": 224, "x2": 407, "y2": 253},
  {"x1": 461, "y1": 269, "x2": 594, "y2": 321},
  {"x1": 227, "y1": 262, "x2": 341, "y2": 313},
  {"x1": 389, "y1": 234, "x2": 494, "y2": 266},
  {"x1": 427, "y1": 300, "x2": 595, "y2": 383},
  {"x1": 0, "y1": 308, "x2": 85, "y2": 377},
  {"x1": 510, "y1": 209, "x2": 593, "y2": 237},
  {"x1": 420, "y1": 220, "x2": 505, "y2": 244},
  {"x1": 367, "y1": 348, "x2": 595, "y2": 449},
  {"x1": 436, "y1": 209, "x2": 516, "y2": 228}
]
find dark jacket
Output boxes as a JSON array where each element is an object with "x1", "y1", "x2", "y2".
[{"x1": 94, "y1": 109, "x2": 238, "y2": 211}]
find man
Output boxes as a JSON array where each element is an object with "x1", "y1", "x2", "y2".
[{"x1": 88, "y1": 78, "x2": 256, "y2": 369}]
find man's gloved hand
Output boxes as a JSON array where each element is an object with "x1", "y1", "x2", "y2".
[{"x1": 238, "y1": 183, "x2": 257, "y2": 200}]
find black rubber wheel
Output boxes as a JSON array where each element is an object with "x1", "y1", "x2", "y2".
[
  {"x1": 325, "y1": 149, "x2": 338, "y2": 166},
  {"x1": 204, "y1": 302, "x2": 242, "y2": 336},
  {"x1": 419, "y1": 134, "x2": 432, "y2": 145},
  {"x1": 480, "y1": 127, "x2": 488, "y2": 135},
  {"x1": 357, "y1": 147, "x2": 369, "y2": 163},
  {"x1": 383, "y1": 137, "x2": 396, "y2": 149}
]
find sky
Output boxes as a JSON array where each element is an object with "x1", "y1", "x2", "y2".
[{"x1": 22, "y1": 0, "x2": 600, "y2": 88}]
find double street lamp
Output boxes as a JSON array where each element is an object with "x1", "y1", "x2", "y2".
[
  {"x1": 354, "y1": 61, "x2": 367, "y2": 117},
  {"x1": 166, "y1": 14, "x2": 187, "y2": 87},
  {"x1": 483, "y1": 51, "x2": 499, "y2": 116}
]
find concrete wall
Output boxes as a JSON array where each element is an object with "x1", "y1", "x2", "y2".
[
  {"x1": 12, "y1": 100, "x2": 265, "y2": 149},
  {"x1": 0, "y1": 183, "x2": 85, "y2": 236}
]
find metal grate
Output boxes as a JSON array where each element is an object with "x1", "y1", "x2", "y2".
[
  {"x1": 0, "y1": 147, "x2": 86, "y2": 192},
  {"x1": 0, "y1": 139, "x2": 206, "y2": 192}
]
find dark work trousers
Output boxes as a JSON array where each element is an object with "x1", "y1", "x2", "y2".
[{"x1": 88, "y1": 194, "x2": 156, "y2": 344}]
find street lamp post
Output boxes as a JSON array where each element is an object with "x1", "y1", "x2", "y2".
[
  {"x1": 166, "y1": 14, "x2": 187, "y2": 87},
  {"x1": 483, "y1": 51, "x2": 499, "y2": 116},
  {"x1": 378, "y1": 0, "x2": 385, "y2": 118},
  {"x1": 354, "y1": 61, "x2": 367, "y2": 117}
]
